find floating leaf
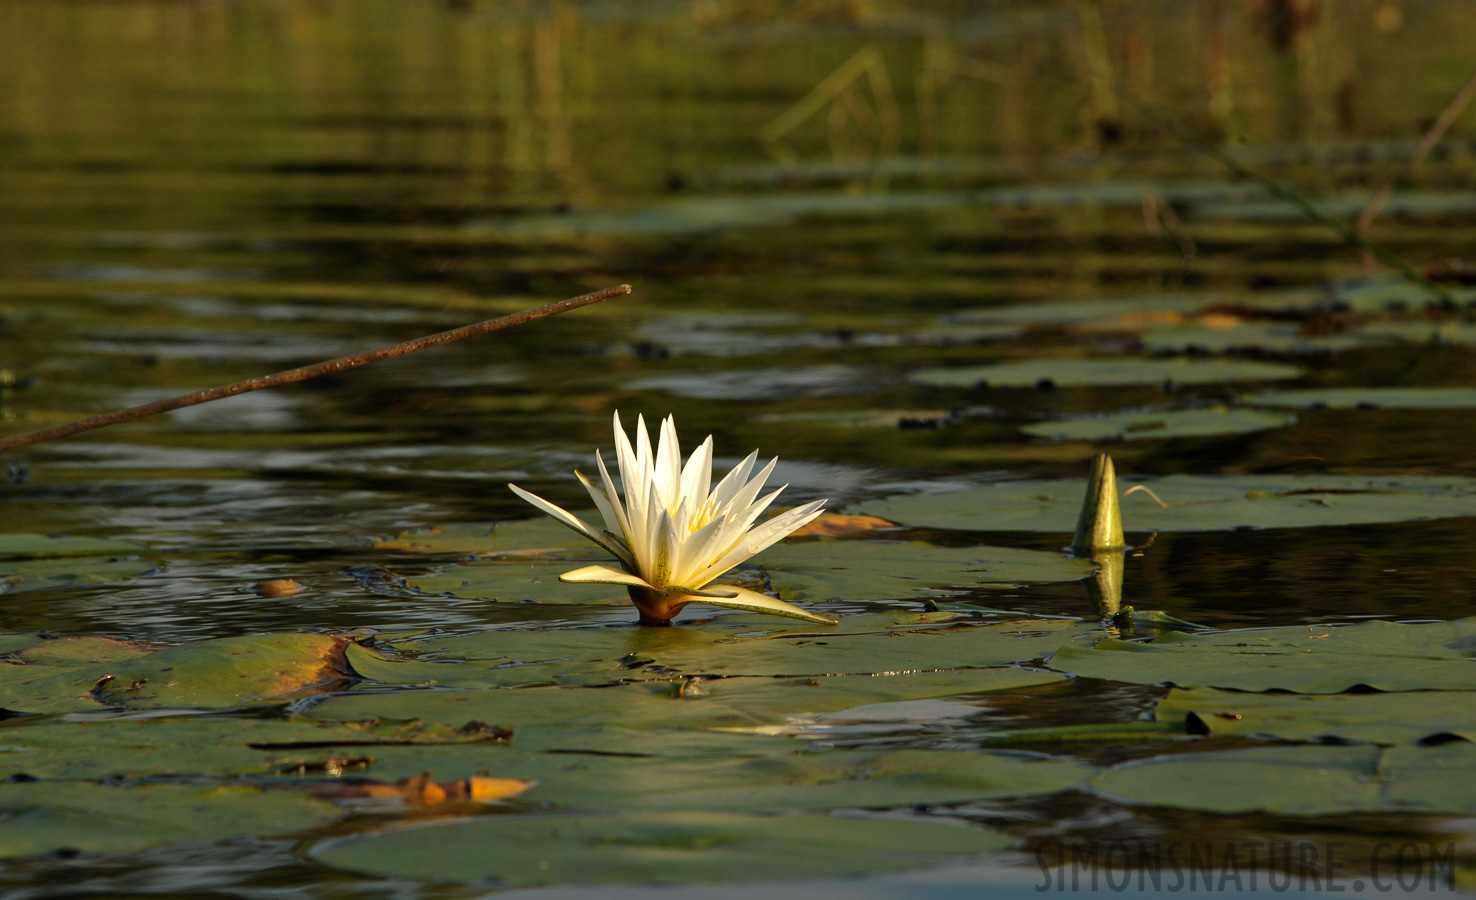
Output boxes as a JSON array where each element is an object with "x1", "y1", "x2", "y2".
[
  {"x1": 910, "y1": 358, "x2": 1302, "y2": 389},
  {"x1": 407, "y1": 557, "x2": 621, "y2": 604},
  {"x1": 787, "y1": 513, "x2": 899, "y2": 537},
  {"x1": 314, "y1": 810, "x2": 1008, "y2": 885},
  {"x1": 1021, "y1": 407, "x2": 1291, "y2": 442},
  {"x1": 1138, "y1": 322, "x2": 1371, "y2": 354},
  {"x1": 0, "y1": 534, "x2": 144, "y2": 560},
  {"x1": 756, "y1": 541, "x2": 1093, "y2": 603},
  {"x1": 1243, "y1": 387, "x2": 1476, "y2": 410},
  {"x1": 0, "y1": 715, "x2": 512, "y2": 780},
  {"x1": 854, "y1": 474, "x2": 1476, "y2": 533},
  {"x1": 0, "y1": 633, "x2": 349, "y2": 713},
  {"x1": 1156, "y1": 688, "x2": 1476, "y2": 745},
  {"x1": 1091, "y1": 745, "x2": 1386, "y2": 815},
  {"x1": 0, "y1": 781, "x2": 340, "y2": 858},
  {"x1": 372, "y1": 516, "x2": 596, "y2": 556},
  {"x1": 1093, "y1": 743, "x2": 1476, "y2": 815},
  {"x1": 0, "y1": 557, "x2": 157, "y2": 594},
  {"x1": 312, "y1": 666, "x2": 1066, "y2": 737},
  {"x1": 1050, "y1": 618, "x2": 1476, "y2": 692}
]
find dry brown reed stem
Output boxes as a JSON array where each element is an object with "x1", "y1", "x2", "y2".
[
  {"x1": 0, "y1": 283, "x2": 632, "y2": 453},
  {"x1": 1355, "y1": 68, "x2": 1476, "y2": 262}
]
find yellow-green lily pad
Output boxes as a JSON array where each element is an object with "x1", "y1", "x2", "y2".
[
  {"x1": 1, "y1": 557, "x2": 158, "y2": 594},
  {"x1": 1020, "y1": 406, "x2": 1290, "y2": 442}
]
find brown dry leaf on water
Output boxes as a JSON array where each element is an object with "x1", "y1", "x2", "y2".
[
  {"x1": 308, "y1": 773, "x2": 533, "y2": 806},
  {"x1": 255, "y1": 578, "x2": 307, "y2": 597},
  {"x1": 787, "y1": 514, "x2": 897, "y2": 538}
]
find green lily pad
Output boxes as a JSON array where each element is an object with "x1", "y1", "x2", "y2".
[
  {"x1": 756, "y1": 409, "x2": 962, "y2": 429},
  {"x1": 1049, "y1": 618, "x2": 1476, "y2": 692},
  {"x1": 1243, "y1": 387, "x2": 1476, "y2": 410},
  {"x1": 1, "y1": 557, "x2": 158, "y2": 594},
  {"x1": 1358, "y1": 320, "x2": 1476, "y2": 347},
  {"x1": 854, "y1": 474, "x2": 1476, "y2": 533},
  {"x1": 1156, "y1": 688, "x2": 1476, "y2": 745},
  {"x1": 1138, "y1": 322, "x2": 1371, "y2": 354},
  {"x1": 0, "y1": 781, "x2": 340, "y2": 858},
  {"x1": 373, "y1": 516, "x2": 598, "y2": 556},
  {"x1": 909, "y1": 358, "x2": 1303, "y2": 389},
  {"x1": 0, "y1": 715, "x2": 513, "y2": 780},
  {"x1": 407, "y1": 556, "x2": 623, "y2": 604},
  {"x1": 1020, "y1": 406, "x2": 1290, "y2": 442},
  {"x1": 1092, "y1": 743, "x2": 1476, "y2": 816},
  {"x1": 314, "y1": 810, "x2": 1008, "y2": 885},
  {"x1": 0, "y1": 633, "x2": 348, "y2": 713},
  {"x1": 1091, "y1": 745, "x2": 1386, "y2": 815},
  {"x1": 756, "y1": 540, "x2": 1094, "y2": 603},
  {"x1": 0, "y1": 534, "x2": 144, "y2": 560},
  {"x1": 312, "y1": 666, "x2": 1066, "y2": 735}
]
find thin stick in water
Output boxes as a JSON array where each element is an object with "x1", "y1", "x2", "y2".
[{"x1": 0, "y1": 283, "x2": 632, "y2": 454}]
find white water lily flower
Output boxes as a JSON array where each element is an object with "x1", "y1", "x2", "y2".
[{"x1": 508, "y1": 412, "x2": 835, "y2": 625}]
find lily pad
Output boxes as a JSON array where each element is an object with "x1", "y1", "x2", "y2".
[
  {"x1": 909, "y1": 358, "x2": 1303, "y2": 389},
  {"x1": 1020, "y1": 407, "x2": 1290, "y2": 442},
  {"x1": 0, "y1": 715, "x2": 513, "y2": 780},
  {"x1": 372, "y1": 516, "x2": 598, "y2": 556},
  {"x1": 1049, "y1": 618, "x2": 1476, "y2": 692},
  {"x1": 0, "y1": 781, "x2": 340, "y2": 858},
  {"x1": 1, "y1": 557, "x2": 158, "y2": 594},
  {"x1": 0, "y1": 534, "x2": 144, "y2": 560},
  {"x1": 854, "y1": 474, "x2": 1476, "y2": 533},
  {"x1": 1091, "y1": 745, "x2": 1386, "y2": 815},
  {"x1": 756, "y1": 540, "x2": 1094, "y2": 603},
  {"x1": 407, "y1": 557, "x2": 623, "y2": 604},
  {"x1": 1138, "y1": 322, "x2": 1371, "y2": 354},
  {"x1": 1243, "y1": 387, "x2": 1476, "y2": 410},
  {"x1": 313, "y1": 810, "x2": 1008, "y2": 885},
  {"x1": 1092, "y1": 743, "x2": 1476, "y2": 816},
  {"x1": 1156, "y1": 688, "x2": 1476, "y2": 745},
  {"x1": 312, "y1": 666, "x2": 1067, "y2": 735},
  {"x1": 0, "y1": 633, "x2": 349, "y2": 713}
]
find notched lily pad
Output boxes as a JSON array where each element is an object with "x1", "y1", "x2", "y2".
[
  {"x1": 1157, "y1": 688, "x2": 1476, "y2": 745},
  {"x1": 0, "y1": 632, "x2": 350, "y2": 713},
  {"x1": 1, "y1": 557, "x2": 157, "y2": 595},
  {"x1": 1093, "y1": 743, "x2": 1476, "y2": 816},
  {"x1": 855, "y1": 474, "x2": 1476, "y2": 533},
  {"x1": 313, "y1": 810, "x2": 1008, "y2": 885},
  {"x1": 910, "y1": 358, "x2": 1302, "y2": 389},
  {"x1": 1244, "y1": 387, "x2": 1476, "y2": 410},
  {"x1": 1021, "y1": 406, "x2": 1290, "y2": 442},
  {"x1": 755, "y1": 540, "x2": 1093, "y2": 603},
  {"x1": 1050, "y1": 617, "x2": 1476, "y2": 692}
]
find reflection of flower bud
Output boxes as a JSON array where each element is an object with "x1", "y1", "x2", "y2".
[{"x1": 509, "y1": 412, "x2": 833, "y2": 626}]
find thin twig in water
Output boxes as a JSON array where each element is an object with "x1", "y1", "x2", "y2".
[
  {"x1": 0, "y1": 284, "x2": 632, "y2": 454},
  {"x1": 1084, "y1": 66, "x2": 1456, "y2": 304},
  {"x1": 1355, "y1": 68, "x2": 1476, "y2": 262}
]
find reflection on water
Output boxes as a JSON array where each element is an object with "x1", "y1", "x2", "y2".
[{"x1": 3, "y1": 0, "x2": 1476, "y2": 894}]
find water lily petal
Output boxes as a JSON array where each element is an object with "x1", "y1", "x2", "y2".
[
  {"x1": 656, "y1": 416, "x2": 683, "y2": 508},
  {"x1": 575, "y1": 472, "x2": 634, "y2": 567},
  {"x1": 507, "y1": 484, "x2": 632, "y2": 562},
  {"x1": 593, "y1": 452, "x2": 633, "y2": 539},
  {"x1": 680, "y1": 435, "x2": 714, "y2": 508},
  {"x1": 558, "y1": 564, "x2": 653, "y2": 589},
  {"x1": 688, "y1": 584, "x2": 837, "y2": 625},
  {"x1": 710, "y1": 450, "x2": 759, "y2": 510}
]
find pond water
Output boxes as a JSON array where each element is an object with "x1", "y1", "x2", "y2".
[{"x1": 3, "y1": 1, "x2": 1476, "y2": 896}]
